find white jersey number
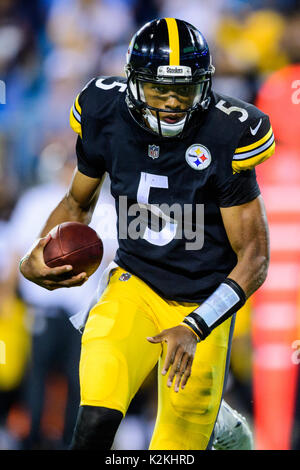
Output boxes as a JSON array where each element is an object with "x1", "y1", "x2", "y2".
[
  {"x1": 215, "y1": 99, "x2": 248, "y2": 122},
  {"x1": 95, "y1": 78, "x2": 126, "y2": 93},
  {"x1": 136, "y1": 172, "x2": 177, "y2": 246}
]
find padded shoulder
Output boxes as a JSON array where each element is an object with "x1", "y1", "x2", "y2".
[
  {"x1": 232, "y1": 113, "x2": 275, "y2": 173},
  {"x1": 69, "y1": 76, "x2": 127, "y2": 137}
]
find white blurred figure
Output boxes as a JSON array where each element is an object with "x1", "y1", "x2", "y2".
[
  {"x1": 12, "y1": 137, "x2": 118, "y2": 317},
  {"x1": 9, "y1": 138, "x2": 118, "y2": 448}
]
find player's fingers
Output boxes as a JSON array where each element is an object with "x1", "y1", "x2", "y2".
[
  {"x1": 173, "y1": 353, "x2": 190, "y2": 393},
  {"x1": 24, "y1": 235, "x2": 52, "y2": 268},
  {"x1": 43, "y1": 265, "x2": 74, "y2": 279},
  {"x1": 180, "y1": 357, "x2": 194, "y2": 390},
  {"x1": 54, "y1": 272, "x2": 88, "y2": 287},
  {"x1": 43, "y1": 272, "x2": 88, "y2": 288},
  {"x1": 147, "y1": 330, "x2": 166, "y2": 344},
  {"x1": 161, "y1": 344, "x2": 177, "y2": 376},
  {"x1": 166, "y1": 347, "x2": 183, "y2": 387},
  {"x1": 45, "y1": 280, "x2": 88, "y2": 290},
  {"x1": 43, "y1": 280, "x2": 88, "y2": 290},
  {"x1": 33, "y1": 234, "x2": 51, "y2": 253}
]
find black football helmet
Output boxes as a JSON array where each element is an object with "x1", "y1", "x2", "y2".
[{"x1": 125, "y1": 18, "x2": 215, "y2": 138}]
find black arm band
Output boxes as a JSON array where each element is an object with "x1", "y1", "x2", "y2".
[
  {"x1": 184, "y1": 278, "x2": 246, "y2": 340},
  {"x1": 183, "y1": 313, "x2": 211, "y2": 339},
  {"x1": 181, "y1": 317, "x2": 202, "y2": 342}
]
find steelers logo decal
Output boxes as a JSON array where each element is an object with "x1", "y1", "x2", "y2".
[
  {"x1": 185, "y1": 144, "x2": 212, "y2": 171},
  {"x1": 126, "y1": 33, "x2": 137, "y2": 63}
]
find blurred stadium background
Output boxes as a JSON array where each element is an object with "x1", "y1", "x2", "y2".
[{"x1": 0, "y1": 0, "x2": 299, "y2": 451}]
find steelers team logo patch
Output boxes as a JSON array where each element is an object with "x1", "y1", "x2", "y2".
[{"x1": 185, "y1": 144, "x2": 211, "y2": 171}]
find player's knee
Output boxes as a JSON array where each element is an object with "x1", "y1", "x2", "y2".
[{"x1": 69, "y1": 405, "x2": 123, "y2": 450}]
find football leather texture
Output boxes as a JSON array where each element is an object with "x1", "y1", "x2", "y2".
[{"x1": 44, "y1": 222, "x2": 103, "y2": 276}]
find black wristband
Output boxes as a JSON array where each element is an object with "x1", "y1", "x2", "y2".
[
  {"x1": 182, "y1": 317, "x2": 202, "y2": 341},
  {"x1": 184, "y1": 312, "x2": 211, "y2": 340}
]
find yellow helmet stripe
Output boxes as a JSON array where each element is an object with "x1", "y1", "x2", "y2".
[{"x1": 165, "y1": 18, "x2": 180, "y2": 65}]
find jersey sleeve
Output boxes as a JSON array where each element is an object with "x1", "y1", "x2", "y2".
[
  {"x1": 216, "y1": 169, "x2": 261, "y2": 207},
  {"x1": 232, "y1": 114, "x2": 275, "y2": 173},
  {"x1": 75, "y1": 135, "x2": 106, "y2": 178},
  {"x1": 69, "y1": 79, "x2": 107, "y2": 178}
]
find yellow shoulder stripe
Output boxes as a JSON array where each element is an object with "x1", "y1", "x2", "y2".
[
  {"x1": 69, "y1": 106, "x2": 82, "y2": 137},
  {"x1": 165, "y1": 18, "x2": 180, "y2": 66},
  {"x1": 69, "y1": 93, "x2": 82, "y2": 137},
  {"x1": 74, "y1": 94, "x2": 81, "y2": 115},
  {"x1": 232, "y1": 141, "x2": 275, "y2": 173},
  {"x1": 235, "y1": 126, "x2": 273, "y2": 154}
]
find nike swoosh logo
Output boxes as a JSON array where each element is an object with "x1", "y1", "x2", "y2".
[{"x1": 250, "y1": 118, "x2": 262, "y2": 136}]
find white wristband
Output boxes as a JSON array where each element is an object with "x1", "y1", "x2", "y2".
[
  {"x1": 185, "y1": 279, "x2": 246, "y2": 339},
  {"x1": 193, "y1": 282, "x2": 240, "y2": 328}
]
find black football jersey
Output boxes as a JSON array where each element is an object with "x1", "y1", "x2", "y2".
[{"x1": 70, "y1": 76, "x2": 275, "y2": 303}]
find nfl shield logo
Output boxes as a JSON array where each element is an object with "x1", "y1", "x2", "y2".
[
  {"x1": 119, "y1": 272, "x2": 132, "y2": 281},
  {"x1": 148, "y1": 144, "x2": 160, "y2": 159}
]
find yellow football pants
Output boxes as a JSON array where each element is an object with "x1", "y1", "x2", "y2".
[{"x1": 79, "y1": 267, "x2": 234, "y2": 450}]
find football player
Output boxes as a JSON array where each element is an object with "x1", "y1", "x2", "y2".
[{"x1": 20, "y1": 18, "x2": 274, "y2": 450}]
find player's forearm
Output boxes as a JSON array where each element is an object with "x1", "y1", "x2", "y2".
[
  {"x1": 182, "y1": 241, "x2": 269, "y2": 341},
  {"x1": 227, "y1": 244, "x2": 270, "y2": 298},
  {"x1": 39, "y1": 193, "x2": 94, "y2": 237}
]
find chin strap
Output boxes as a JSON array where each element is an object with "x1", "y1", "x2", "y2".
[{"x1": 144, "y1": 108, "x2": 186, "y2": 137}]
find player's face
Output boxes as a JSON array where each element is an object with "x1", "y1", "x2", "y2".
[{"x1": 142, "y1": 83, "x2": 197, "y2": 124}]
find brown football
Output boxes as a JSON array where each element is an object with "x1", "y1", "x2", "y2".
[{"x1": 43, "y1": 222, "x2": 103, "y2": 276}]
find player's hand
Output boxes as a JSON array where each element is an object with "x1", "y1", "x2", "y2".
[
  {"x1": 147, "y1": 325, "x2": 199, "y2": 392},
  {"x1": 19, "y1": 234, "x2": 88, "y2": 290}
]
